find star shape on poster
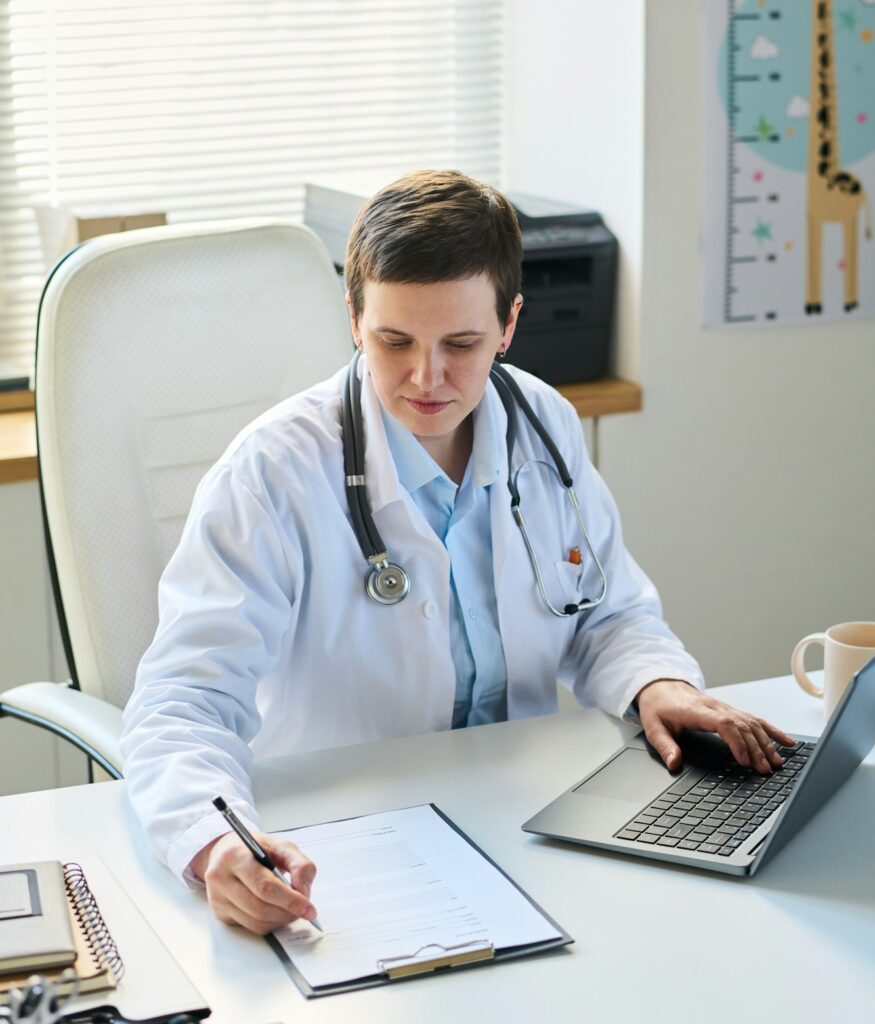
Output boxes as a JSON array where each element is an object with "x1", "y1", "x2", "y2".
[
  {"x1": 753, "y1": 114, "x2": 775, "y2": 140},
  {"x1": 839, "y1": 9, "x2": 857, "y2": 32},
  {"x1": 751, "y1": 219, "x2": 772, "y2": 243}
]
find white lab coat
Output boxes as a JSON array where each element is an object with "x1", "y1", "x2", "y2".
[{"x1": 121, "y1": 359, "x2": 704, "y2": 883}]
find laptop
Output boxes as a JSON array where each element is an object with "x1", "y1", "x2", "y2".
[{"x1": 522, "y1": 658, "x2": 875, "y2": 876}]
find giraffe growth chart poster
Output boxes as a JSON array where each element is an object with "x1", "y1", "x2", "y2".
[{"x1": 702, "y1": 0, "x2": 875, "y2": 328}]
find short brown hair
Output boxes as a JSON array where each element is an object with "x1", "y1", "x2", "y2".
[{"x1": 345, "y1": 169, "x2": 522, "y2": 328}]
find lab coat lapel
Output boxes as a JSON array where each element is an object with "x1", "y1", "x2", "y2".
[
  {"x1": 357, "y1": 358, "x2": 445, "y2": 545},
  {"x1": 489, "y1": 376, "x2": 562, "y2": 720},
  {"x1": 487, "y1": 381, "x2": 514, "y2": 589},
  {"x1": 358, "y1": 356, "x2": 402, "y2": 514}
]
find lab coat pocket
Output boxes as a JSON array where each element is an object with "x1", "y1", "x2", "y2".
[{"x1": 554, "y1": 560, "x2": 584, "y2": 604}]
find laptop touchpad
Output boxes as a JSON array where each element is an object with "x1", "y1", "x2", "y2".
[{"x1": 574, "y1": 748, "x2": 672, "y2": 801}]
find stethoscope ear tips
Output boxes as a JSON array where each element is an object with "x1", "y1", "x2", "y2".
[{"x1": 366, "y1": 562, "x2": 411, "y2": 605}]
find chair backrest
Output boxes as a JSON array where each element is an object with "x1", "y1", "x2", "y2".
[{"x1": 36, "y1": 220, "x2": 352, "y2": 708}]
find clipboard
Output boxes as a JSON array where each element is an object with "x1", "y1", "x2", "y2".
[{"x1": 265, "y1": 803, "x2": 572, "y2": 998}]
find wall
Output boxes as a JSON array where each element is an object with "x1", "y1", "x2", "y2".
[
  {"x1": 503, "y1": 0, "x2": 645, "y2": 382},
  {"x1": 506, "y1": 0, "x2": 875, "y2": 686}
]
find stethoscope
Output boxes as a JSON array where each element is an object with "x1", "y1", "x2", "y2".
[{"x1": 342, "y1": 349, "x2": 608, "y2": 616}]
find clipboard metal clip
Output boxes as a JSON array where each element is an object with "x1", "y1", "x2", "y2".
[{"x1": 377, "y1": 939, "x2": 495, "y2": 979}]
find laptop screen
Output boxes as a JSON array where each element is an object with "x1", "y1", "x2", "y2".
[{"x1": 752, "y1": 656, "x2": 875, "y2": 870}]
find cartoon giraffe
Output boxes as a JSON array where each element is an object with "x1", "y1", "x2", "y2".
[{"x1": 806, "y1": 0, "x2": 872, "y2": 314}]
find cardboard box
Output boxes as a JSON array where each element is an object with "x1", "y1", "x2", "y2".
[{"x1": 34, "y1": 207, "x2": 167, "y2": 269}]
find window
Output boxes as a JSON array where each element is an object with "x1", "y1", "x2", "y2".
[{"x1": 0, "y1": 0, "x2": 504, "y2": 380}]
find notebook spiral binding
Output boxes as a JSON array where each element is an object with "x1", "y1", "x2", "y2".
[{"x1": 63, "y1": 862, "x2": 125, "y2": 983}]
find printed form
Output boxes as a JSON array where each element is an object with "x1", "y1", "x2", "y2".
[{"x1": 271, "y1": 804, "x2": 561, "y2": 989}]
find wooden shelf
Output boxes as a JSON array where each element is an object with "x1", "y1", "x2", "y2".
[
  {"x1": 0, "y1": 378, "x2": 643, "y2": 487},
  {"x1": 0, "y1": 388, "x2": 34, "y2": 413},
  {"x1": 0, "y1": 410, "x2": 38, "y2": 485},
  {"x1": 557, "y1": 378, "x2": 642, "y2": 419}
]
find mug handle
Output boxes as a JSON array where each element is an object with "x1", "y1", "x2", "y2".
[{"x1": 791, "y1": 633, "x2": 826, "y2": 698}]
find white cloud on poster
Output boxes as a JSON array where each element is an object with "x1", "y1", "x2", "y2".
[
  {"x1": 786, "y1": 95, "x2": 810, "y2": 118},
  {"x1": 750, "y1": 35, "x2": 779, "y2": 59}
]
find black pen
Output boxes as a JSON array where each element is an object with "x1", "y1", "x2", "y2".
[{"x1": 212, "y1": 796, "x2": 323, "y2": 932}]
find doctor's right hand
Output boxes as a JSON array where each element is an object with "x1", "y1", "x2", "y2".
[{"x1": 191, "y1": 830, "x2": 318, "y2": 935}]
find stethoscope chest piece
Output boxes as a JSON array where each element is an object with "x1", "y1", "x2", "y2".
[{"x1": 366, "y1": 562, "x2": 411, "y2": 605}]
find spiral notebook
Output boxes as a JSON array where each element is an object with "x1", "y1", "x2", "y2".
[
  {"x1": 0, "y1": 861, "x2": 123, "y2": 999},
  {"x1": 0, "y1": 857, "x2": 209, "y2": 1022}
]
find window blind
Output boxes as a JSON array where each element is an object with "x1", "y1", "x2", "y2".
[{"x1": 0, "y1": 0, "x2": 504, "y2": 380}]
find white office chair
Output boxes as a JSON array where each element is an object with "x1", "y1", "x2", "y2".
[{"x1": 0, "y1": 220, "x2": 353, "y2": 778}]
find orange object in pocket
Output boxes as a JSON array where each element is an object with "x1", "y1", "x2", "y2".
[{"x1": 568, "y1": 546, "x2": 582, "y2": 565}]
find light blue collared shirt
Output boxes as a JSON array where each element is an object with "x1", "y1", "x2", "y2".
[{"x1": 381, "y1": 400, "x2": 509, "y2": 728}]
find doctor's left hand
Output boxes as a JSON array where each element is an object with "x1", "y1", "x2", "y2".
[
  {"x1": 192, "y1": 830, "x2": 318, "y2": 936},
  {"x1": 636, "y1": 678, "x2": 797, "y2": 775}
]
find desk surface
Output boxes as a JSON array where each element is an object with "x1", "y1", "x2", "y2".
[{"x1": 4, "y1": 675, "x2": 873, "y2": 1023}]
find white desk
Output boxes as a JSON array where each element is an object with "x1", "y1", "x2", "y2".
[{"x1": 4, "y1": 675, "x2": 874, "y2": 1023}]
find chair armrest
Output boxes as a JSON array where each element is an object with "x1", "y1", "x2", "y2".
[{"x1": 0, "y1": 681, "x2": 124, "y2": 779}]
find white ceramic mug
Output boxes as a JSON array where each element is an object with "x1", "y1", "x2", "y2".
[{"x1": 791, "y1": 621, "x2": 875, "y2": 717}]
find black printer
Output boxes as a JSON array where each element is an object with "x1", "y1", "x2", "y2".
[
  {"x1": 507, "y1": 193, "x2": 618, "y2": 384},
  {"x1": 304, "y1": 182, "x2": 618, "y2": 386}
]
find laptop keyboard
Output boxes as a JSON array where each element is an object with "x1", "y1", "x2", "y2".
[{"x1": 613, "y1": 740, "x2": 816, "y2": 856}]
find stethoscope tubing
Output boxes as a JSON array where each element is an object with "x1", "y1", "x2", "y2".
[
  {"x1": 492, "y1": 365, "x2": 607, "y2": 615},
  {"x1": 490, "y1": 362, "x2": 573, "y2": 487},
  {"x1": 343, "y1": 350, "x2": 388, "y2": 565}
]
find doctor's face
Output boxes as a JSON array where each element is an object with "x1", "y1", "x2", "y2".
[{"x1": 350, "y1": 274, "x2": 521, "y2": 444}]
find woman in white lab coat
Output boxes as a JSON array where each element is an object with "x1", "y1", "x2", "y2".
[{"x1": 121, "y1": 171, "x2": 794, "y2": 935}]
